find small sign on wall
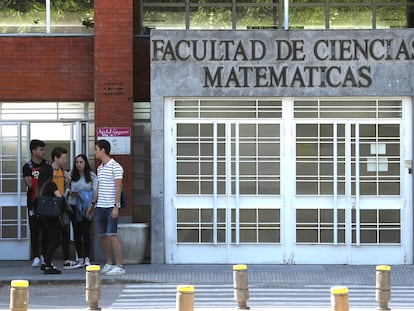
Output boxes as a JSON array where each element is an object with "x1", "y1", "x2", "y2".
[{"x1": 97, "y1": 127, "x2": 131, "y2": 155}]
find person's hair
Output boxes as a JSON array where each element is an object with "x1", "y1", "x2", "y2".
[
  {"x1": 30, "y1": 139, "x2": 46, "y2": 154},
  {"x1": 71, "y1": 154, "x2": 93, "y2": 183},
  {"x1": 36, "y1": 165, "x2": 54, "y2": 197},
  {"x1": 51, "y1": 146, "x2": 68, "y2": 161},
  {"x1": 96, "y1": 139, "x2": 111, "y2": 155}
]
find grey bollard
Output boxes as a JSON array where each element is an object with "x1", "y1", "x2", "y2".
[
  {"x1": 330, "y1": 286, "x2": 349, "y2": 311},
  {"x1": 176, "y1": 285, "x2": 194, "y2": 311},
  {"x1": 86, "y1": 265, "x2": 101, "y2": 310},
  {"x1": 233, "y1": 264, "x2": 250, "y2": 310},
  {"x1": 10, "y1": 280, "x2": 29, "y2": 311},
  {"x1": 376, "y1": 265, "x2": 391, "y2": 311}
]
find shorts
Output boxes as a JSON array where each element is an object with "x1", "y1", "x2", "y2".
[{"x1": 95, "y1": 207, "x2": 118, "y2": 236}]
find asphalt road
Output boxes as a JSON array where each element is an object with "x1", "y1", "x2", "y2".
[{"x1": 0, "y1": 283, "x2": 125, "y2": 310}]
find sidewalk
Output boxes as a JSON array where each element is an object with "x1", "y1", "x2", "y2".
[
  {"x1": 1, "y1": 261, "x2": 413, "y2": 311},
  {"x1": 0, "y1": 260, "x2": 413, "y2": 287}
]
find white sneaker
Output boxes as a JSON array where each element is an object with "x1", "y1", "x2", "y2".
[
  {"x1": 40, "y1": 255, "x2": 45, "y2": 265},
  {"x1": 106, "y1": 266, "x2": 126, "y2": 276},
  {"x1": 63, "y1": 260, "x2": 82, "y2": 270},
  {"x1": 83, "y1": 257, "x2": 91, "y2": 267},
  {"x1": 100, "y1": 263, "x2": 114, "y2": 274},
  {"x1": 32, "y1": 257, "x2": 41, "y2": 267}
]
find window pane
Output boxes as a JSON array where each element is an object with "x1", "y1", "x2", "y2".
[
  {"x1": 51, "y1": 0, "x2": 94, "y2": 34},
  {"x1": 0, "y1": 1, "x2": 46, "y2": 33},
  {"x1": 377, "y1": 4, "x2": 411, "y2": 29},
  {"x1": 290, "y1": 6, "x2": 325, "y2": 30},
  {"x1": 143, "y1": 5, "x2": 185, "y2": 30},
  {"x1": 330, "y1": 6, "x2": 372, "y2": 29},
  {"x1": 190, "y1": 6, "x2": 232, "y2": 29},
  {"x1": 237, "y1": 5, "x2": 279, "y2": 29}
]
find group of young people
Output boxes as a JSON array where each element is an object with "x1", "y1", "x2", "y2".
[{"x1": 23, "y1": 139, "x2": 126, "y2": 275}]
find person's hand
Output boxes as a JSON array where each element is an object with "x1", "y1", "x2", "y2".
[
  {"x1": 86, "y1": 205, "x2": 94, "y2": 217},
  {"x1": 111, "y1": 206, "x2": 119, "y2": 219}
]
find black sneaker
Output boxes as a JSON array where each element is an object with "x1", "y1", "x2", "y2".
[
  {"x1": 40, "y1": 264, "x2": 46, "y2": 271},
  {"x1": 44, "y1": 266, "x2": 61, "y2": 274}
]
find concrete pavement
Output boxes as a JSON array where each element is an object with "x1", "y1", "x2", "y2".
[
  {"x1": 1, "y1": 261, "x2": 413, "y2": 310},
  {"x1": 0, "y1": 260, "x2": 413, "y2": 286}
]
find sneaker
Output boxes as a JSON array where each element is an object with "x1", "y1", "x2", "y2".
[
  {"x1": 32, "y1": 257, "x2": 41, "y2": 267},
  {"x1": 100, "y1": 263, "x2": 114, "y2": 274},
  {"x1": 40, "y1": 264, "x2": 46, "y2": 271},
  {"x1": 63, "y1": 260, "x2": 82, "y2": 270},
  {"x1": 106, "y1": 266, "x2": 126, "y2": 276},
  {"x1": 44, "y1": 266, "x2": 61, "y2": 274},
  {"x1": 40, "y1": 255, "x2": 45, "y2": 265},
  {"x1": 83, "y1": 257, "x2": 91, "y2": 267}
]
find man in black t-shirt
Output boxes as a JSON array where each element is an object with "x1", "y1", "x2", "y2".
[{"x1": 22, "y1": 139, "x2": 51, "y2": 267}]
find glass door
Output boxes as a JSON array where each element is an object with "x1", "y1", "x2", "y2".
[
  {"x1": 0, "y1": 122, "x2": 30, "y2": 259},
  {"x1": 30, "y1": 121, "x2": 91, "y2": 170},
  {"x1": 293, "y1": 121, "x2": 408, "y2": 264},
  {"x1": 165, "y1": 99, "x2": 284, "y2": 263},
  {"x1": 0, "y1": 121, "x2": 91, "y2": 259}
]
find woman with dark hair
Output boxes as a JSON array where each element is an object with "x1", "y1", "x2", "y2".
[
  {"x1": 67, "y1": 154, "x2": 97, "y2": 267},
  {"x1": 36, "y1": 165, "x2": 62, "y2": 274}
]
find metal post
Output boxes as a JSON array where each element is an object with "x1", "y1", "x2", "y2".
[
  {"x1": 10, "y1": 280, "x2": 29, "y2": 311},
  {"x1": 376, "y1": 265, "x2": 391, "y2": 311},
  {"x1": 233, "y1": 264, "x2": 250, "y2": 310},
  {"x1": 86, "y1": 265, "x2": 101, "y2": 310},
  {"x1": 330, "y1": 286, "x2": 349, "y2": 311},
  {"x1": 176, "y1": 285, "x2": 194, "y2": 311}
]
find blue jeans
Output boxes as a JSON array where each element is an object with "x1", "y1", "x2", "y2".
[{"x1": 95, "y1": 207, "x2": 118, "y2": 236}]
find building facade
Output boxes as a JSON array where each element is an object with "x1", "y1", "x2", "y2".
[{"x1": 0, "y1": 0, "x2": 413, "y2": 264}]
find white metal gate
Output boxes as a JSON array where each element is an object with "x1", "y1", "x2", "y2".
[
  {"x1": 165, "y1": 97, "x2": 412, "y2": 264},
  {"x1": 0, "y1": 122, "x2": 30, "y2": 259},
  {"x1": 292, "y1": 121, "x2": 409, "y2": 264}
]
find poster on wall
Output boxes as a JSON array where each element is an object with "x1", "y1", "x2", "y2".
[{"x1": 97, "y1": 127, "x2": 131, "y2": 155}]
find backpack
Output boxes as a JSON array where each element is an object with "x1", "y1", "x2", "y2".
[{"x1": 120, "y1": 189, "x2": 126, "y2": 208}]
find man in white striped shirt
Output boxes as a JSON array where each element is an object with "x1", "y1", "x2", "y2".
[{"x1": 88, "y1": 139, "x2": 126, "y2": 275}]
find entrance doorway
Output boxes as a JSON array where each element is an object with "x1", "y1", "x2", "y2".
[
  {"x1": 164, "y1": 98, "x2": 412, "y2": 264},
  {"x1": 293, "y1": 121, "x2": 408, "y2": 264},
  {"x1": 0, "y1": 102, "x2": 93, "y2": 260}
]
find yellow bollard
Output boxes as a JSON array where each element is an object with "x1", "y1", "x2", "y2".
[
  {"x1": 176, "y1": 285, "x2": 194, "y2": 311},
  {"x1": 86, "y1": 265, "x2": 101, "y2": 310},
  {"x1": 330, "y1": 286, "x2": 349, "y2": 311},
  {"x1": 10, "y1": 280, "x2": 29, "y2": 311},
  {"x1": 376, "y1": 265, "x2": 391, "y2": 311},
  {"x1": 233, "y1": 264, "x2": 250, "y2": 310}
]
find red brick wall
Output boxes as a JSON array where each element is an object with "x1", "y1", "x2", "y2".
[
  {"x1": 0, "y1": 1, "x2": 150, "y2": 217},
  {"x1": 0, "y1": 37, "x2": 94, "y2": 101},
  {"x1": 94, "y1": 0, "x2": 134, "y2": 216}
]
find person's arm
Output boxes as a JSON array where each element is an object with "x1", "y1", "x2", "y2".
[
  {"x1": 22, "y1": 164, "x2": 32, "y2": 188},
  {"x1": 86, "y1": 183, "x2": 99, "y2": 217},
  {"x1": 54, "y1": 189, "x2": 62, "y2": 197},
  {"x1": 23, "y1": 176, "x2": 32, "y2": 188},
  {"x1": 63, "y1": 169, "x2": 71, "y2": 191},
  {"x1": 111, "y1": 178, "x2": 123, "y2": 219}
]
